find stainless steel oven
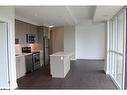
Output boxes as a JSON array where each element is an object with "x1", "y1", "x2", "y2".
[
  {"x1": 32, "y1": 52, "x2": 40, "y2": 70},
  {"x1": 22, "y1": 47, "x2": 40, "y2": 72}
]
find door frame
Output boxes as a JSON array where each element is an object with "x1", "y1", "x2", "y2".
[{"x1": 0, "y1": 18, "x2": 17, "y2": 89}]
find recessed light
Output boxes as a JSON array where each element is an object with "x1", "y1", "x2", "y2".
[{"x1": 49, "y1": 25, "x2": 54, "y2": 28}]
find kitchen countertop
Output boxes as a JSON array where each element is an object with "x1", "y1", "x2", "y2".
[
  {"x1": 32, "y1": 50, "x2": 43, "y2": 53},
  {"x1": 16, "y1": 50, "x2": 43, "y2": 57},
  {"x1": 50, "y1": 51, "x2": 73, "y2": 57},
  {"x1": 15, "y1": 53, "x2": 32, "y2": 57}
]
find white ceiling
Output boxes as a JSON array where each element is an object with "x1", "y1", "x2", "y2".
[
  {"x1": 15, "y1": 6, "x2": 123, "y2": 26},
  {"x1": 93, "y1": 6, "x2": 123, "y2": 22}
]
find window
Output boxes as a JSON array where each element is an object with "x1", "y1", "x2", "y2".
[{"x1": 107, "y1": 9, "x2": 125, "y2": 89}]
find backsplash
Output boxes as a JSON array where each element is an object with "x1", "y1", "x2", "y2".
[
  {"x1": 15, "y1": 43, "x2": 42, "y2": 54},
  {"x1": 29, "y1": 43, "x2": 42, "y2": 52},
  {"x1": 15, "y1": 44, "x2": 22, "y2": 54}
]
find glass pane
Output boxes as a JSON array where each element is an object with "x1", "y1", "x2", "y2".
[
  {"x1": 114, "y1": 54, "x2": 117, "y2": 79},
  {"x1": 116, "y1": 55, "x2": 123, "y2": 88},
  {"x1": 117, "y1": 12, "x2": 124, "y2": 53},
  {"x1": 112, "y1": 17, "x2": 117, "y2": 51},
  {"x1": 107, "y1": 10, "x2": 125, "y2": 89},
  {"x1": 110, "y1": 52, "x2": 115, "y2": 77},
  {"x1": 109, "y1": 20, "x2": 113, "y2": 50},
  {"x1": 109, "y1": 52, "x2": 112, "y2": 74}
]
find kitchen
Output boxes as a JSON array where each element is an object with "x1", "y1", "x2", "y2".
[
  {"x1": 1, "y1": 6, "x2": 122, "y2": 90},
  {"x1": 15, "y1": 19, "x2": 49, "y2": 79},
  {"x1": 15, "y1": 19, "x2": 72, "y2": 86}
]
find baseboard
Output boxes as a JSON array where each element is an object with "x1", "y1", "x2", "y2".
[
  {"x1": 76, "y1": 59, "x2": 104, "y2": 61},
  {"x1": 70, "y1": 58, "x2": 77, "y2": 61}
]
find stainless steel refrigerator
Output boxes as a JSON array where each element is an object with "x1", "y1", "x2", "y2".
[{"x1": 43, "y1": 36, "x2": 49, "y2": 66}]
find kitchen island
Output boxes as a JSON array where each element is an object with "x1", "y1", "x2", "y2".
[{"x1": 50, "y1": 51, "x2": 72, "y2": 78}]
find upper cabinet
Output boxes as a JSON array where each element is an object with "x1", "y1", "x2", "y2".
[
  {"x1": 15, "y1": 19, "x2": 49, "y2": 44},
  {"x1": 37, "y1": 26, "x2": 49, "y2": 50},
  {"x1": 37, "y1": 26, "x2": 49, "y2": 41},
  {"x1": 15, "y1": 20, "x2": 38, "y2": 44},
  {"x1": 30, "y1": 24, "x2": 38, "y2": 43},
  {"x1": 43, "y1": 26, "x2": 48, "y2": 37},
  {"x1": 15, "y1": 20, "x2": 30, "y2": 44},
  {"x1": 37, "y1": 26, "x2": 43, "y2": 44}
]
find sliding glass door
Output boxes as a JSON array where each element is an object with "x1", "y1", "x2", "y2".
[{"x1": 107, "y1": 9, "x2": 125, "y2": 89}]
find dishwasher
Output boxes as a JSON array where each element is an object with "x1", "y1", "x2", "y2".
[{"x1": 25, "y1": 54, "x2": 33, "y2": 73}]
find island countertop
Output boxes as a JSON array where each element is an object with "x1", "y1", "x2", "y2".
[{"x1": 50, "y1": 51, "x2": 73, "y2": 57}]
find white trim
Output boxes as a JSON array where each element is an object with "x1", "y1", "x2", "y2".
[
  {"x1": 122, "y1": 8, "x2": 126, "y2": 89},
  {"x1": 0, "y1": 19, "x2": 17, "y2": 89},
  {"x1": 106, "y1": 21, "x2": 110, "y2": 74},
  {"x1": 71, "y1": 59, "x2": 77, "y2": 61},
  {"x1": 0, "y1": 7, "x2": 17, "y2": 89},
  {"x1": 0, "y1": 19, "x2": 16, "y2": 89}
]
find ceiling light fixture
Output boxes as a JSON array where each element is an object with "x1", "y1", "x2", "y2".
[{"x1": 49, "y1": 25, "x2": 54, "y2": 28}]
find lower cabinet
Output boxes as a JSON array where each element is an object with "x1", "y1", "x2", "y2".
[{"x1": 16, "y1": 56, "x2": 26, "y2": 79}]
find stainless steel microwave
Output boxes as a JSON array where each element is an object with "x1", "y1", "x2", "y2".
[{"x1": 26, "y1": 34, "x2": 35, "y2": 43}]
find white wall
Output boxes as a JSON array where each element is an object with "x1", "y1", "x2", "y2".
[
  {"x1": 76, "y1": 22, "x2": 106, "y2": 59},
  {"x1": 0, "y1": 7, "x2": 17, "y2": 89},
  {"x1": 64, "y1": 26, "x2": 75, "y2": 60},
  {"x1": 51, "y1": 27, "x2": 64, "y2": 53}
]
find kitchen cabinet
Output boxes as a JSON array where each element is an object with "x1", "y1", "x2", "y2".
[
  {"x1": 16, "y1": 56, "x2": 26, "y2": 79},
  {"x1": 43, "y1": 26, "x2": 48, "y2": 37},
  {"x1": 15, "y1": 20, "x2": 39, "y2": 44},
  {"x1": 15, "y1": 20, "x2": 30, "y2": 44},
  {"x1": 38, "y1": 26, "x2": 48, "y2": 42},
  {"x1": 30, "y1": 24, "x2": 38, "y2": 42},
  {"x1": 37, "y1": 26, "x2": 43, "y2": 46},
  {"x1": 50, "y1": 52, "x2": 71, "y2": 78}
]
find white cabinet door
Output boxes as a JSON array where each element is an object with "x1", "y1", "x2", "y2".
[
  {"x1": 16, "y1": 57, "x2": 21, "y2": 79},
  {"x1": 16, "y1": 56, "x2": 26, "y2": 79},
  {"x1": 20, "y1": 56, "x2": 26, "y2": 77}
]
